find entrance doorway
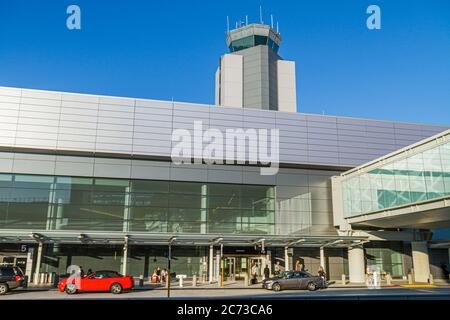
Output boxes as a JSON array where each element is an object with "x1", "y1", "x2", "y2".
[
  {"x1": 223, "y1": 256, "x2": 264, "y2": 281},
  {"x1": 0, "y1": 255, "x2": 27, "y2": 272}
]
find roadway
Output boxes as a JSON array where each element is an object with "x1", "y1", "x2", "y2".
[{"x1": 1, "y1": 286, "x2": 450, "y2": 300}]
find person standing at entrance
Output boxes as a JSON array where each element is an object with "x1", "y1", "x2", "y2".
[
  {"x1": 263, "y1": 265, "x2": 270, "y2": 280},
  {"x1": 251, "y1": 262, "x2": 258, "y2": 284},
  {"x1": 295, "y1": 258, "x2": 301, "y2": 272},
  {"x1": 318, "y1": 266, "x2": 326, "y2": 288},
  {"x1": 274, "y1": 261, "x2": 281, "y2": 276}
]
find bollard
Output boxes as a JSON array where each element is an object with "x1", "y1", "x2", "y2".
[
  {"x1": 428, "y1": 274, "x2": 434, "y2": 284},
  {"x1": 192, "y1": 275, "x2": 197, "y2": 287},
  {"x1": 48, "y1": 273, "x2": 54, "y2": 285},
  {"x1": 341, "y1": 274, "x2": 346, "y2": 285},
  {"x1": 40, "y1": 273, "x2": 45, "y2": 285},
  {"x1": 386, "y1": 273, "x2": 392, "y2": 286},
  {"x1": 176, "y1": 274, "x2": 186, "y2": 288},
  {"x1": 33, "y1": 272, "x2": 39, "y2": 285},
  {"x1": 408, "y1": 273, "x2": 413, "y2": 284},
  {"x1": 244, "y1": 274, "x2": 249, "y2": 287}
]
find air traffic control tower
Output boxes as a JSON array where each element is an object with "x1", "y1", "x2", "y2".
[{"x1": 215, "y1": 23, "x2": 297, "y2": 112}]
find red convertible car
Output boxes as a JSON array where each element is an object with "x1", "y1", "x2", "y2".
[{"x1": 58, "y1": 270, "x2": 134, "y2": 294}]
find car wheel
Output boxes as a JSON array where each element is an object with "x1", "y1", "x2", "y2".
[
  {"x1": 0, "y1": 283, "x2": 9, "y2": 295},
  {"x1": 110, "y1": 283, "x2": 123, "y2": 294},
  {"x1": 272, "y1": 283, "x2": 282, "y2": 292},
  {"x1": 307, "y1": 282, "x2": 317, "y2": 291},
  {"x1": 65, "y1": 283, "x2": 78, "y2": 295}
]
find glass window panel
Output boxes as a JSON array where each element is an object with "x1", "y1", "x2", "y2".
[
  {"x1": 169, "y1": 194, "x2": 201, "y2": 208},
  {"x1": 168, "y1": 208, "x2": 202, "y2": 233},
  {"x1": 130, "y1": 193, "x2": 169, "y2": 207},
  {"x1": 170, "y1": 181, "x2": 203, "y2": 195},
  {"x1": 242, "y1": 185, "x2": 273, "y2": 198},
  {"x1": 5, "y1": 203, "x2": 48, "y2": 229},
  {"x1": 55, "y1": 177, "x2": 93, "y2": 190},
  {"x1": 9, "y1": 188, "x2": 50, "y2": 203},
  {"x1": 130, "y1": 207, "x2": 168, "y2": 232},
  {"x1": 208, "y1": 183, "x2": 241, "y2": 196},
  {"x1": 131, "y1": 180, "x2": 169, "y2": 193},
  {"x1": 54, "y1": 189, "x2": 91, "y2": 204}
]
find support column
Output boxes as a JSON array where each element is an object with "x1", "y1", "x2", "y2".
[
  {"x1": 411, "y1": 241, "x2": 430, "y2": 283},
  {"x1": 215, "y1": 250, "x2": 221, "y2": 283},
  {"x1": 320, "y1": 247, "x2": 326, "y2": 273},
  {"x1": 122, "y1": 239, "x2": 129, "y2": 276},
  {"x1": 25, "y1": 247, "x2": 35, "y2": 283},
  {"x1": 284, "y1": 247, "x2": 289, "y2": 271},
  {"x1": 348, "y1": 245, "x2": 365, "y2": 283},
  {"x1": 209, "y1": 245, "x2": 214, "y2": 283},
  {"x1": 33, "y1": 242, "x2": 43, "y2": 285}
]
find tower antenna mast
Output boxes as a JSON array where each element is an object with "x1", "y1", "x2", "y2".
[{"x1": 259, "y1": 6, "x2": 263, "y2": 24}]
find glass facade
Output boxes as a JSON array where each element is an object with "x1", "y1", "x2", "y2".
[
  {"x1": 229, "y1": 35, "x2": 279, "y2": 53},
  {"x1": 342, "y1": 141, "x2": 450, "y2": 217},
  {"x1": 365, "y1": 242, "x2": 405, "y2": 278},
  {"x1": 0, "y1": 173, "x2": 275, "y2": 235}
]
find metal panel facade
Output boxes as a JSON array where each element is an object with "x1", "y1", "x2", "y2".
[{"x1": 0, "y1": 86, "x2": 448, "y2": 170}]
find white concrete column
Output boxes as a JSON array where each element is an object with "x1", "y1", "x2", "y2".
[
  {"x1": 348, "y1": 245, "x2": 365, "y2": 283},
  {"x1": 320, "y1": 247, "x2": 326, "y2": 272},
  {"x1": 209, "y1": 245, "x2": 214, "y2": 283},
  {"x1": 412, "y1": 241, "x2": 430, "y2": 283},
  {"x1": 25, "y1": 247, "x2": 34, "y2": 282},
  {"x1": 33, "y1": 242, "x2": 43, "y2": 285},
  {"x1": 284, "y1": 247, "x2": 289, "y2": 271},
  {"x1": 215, "y1": 250, "x2": 221, "y2": 283},
  {"x1": 122, "y1": 241, "x2": 128, "y2": 276}
]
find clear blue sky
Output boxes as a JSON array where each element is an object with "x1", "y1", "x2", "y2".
[{"x1": 0, "y1": 0, "x2": 449, "y2": 125}]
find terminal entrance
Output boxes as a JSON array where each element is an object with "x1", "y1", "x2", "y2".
[
  {"x1": 223, "y1": 256, "x2": 264, "y2": 281},
  {"x1": 0, "y1": 255, "x2": 27, "y2": 270}
]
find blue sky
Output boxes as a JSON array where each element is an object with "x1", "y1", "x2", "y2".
[{"x1": 0, "y1": 0, "x2": 449, "y2": 125}]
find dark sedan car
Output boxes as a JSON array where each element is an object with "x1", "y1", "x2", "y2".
[
  {"x1": 262, "y1": 271, "x2": 327, "y2": 292},
  {"x1": 0, "y1": 266, "x2": 25, "y2": 295}
]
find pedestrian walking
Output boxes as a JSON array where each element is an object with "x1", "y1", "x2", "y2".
[
  {"x1": 263, "y1": 264, "x2": 270, "y2": 280},
  {"x1": 318, "y1": 266, "x2": 327, "y2": 288},
  {"x1": 251, "y1": 262, "x2": 258, "y2": 284},
  {"x1": 274, "y1": 261, "x2": 281, "y2": 276}
]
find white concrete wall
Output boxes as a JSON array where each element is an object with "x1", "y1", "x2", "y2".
[
  {"x1": 277, "y1": 60, "x2": 297, "y2": 113},
  {"x1": 219, "y1": 54, "x2": 243, "y2": 108}
]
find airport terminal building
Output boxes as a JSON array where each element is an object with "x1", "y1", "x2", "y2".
[{"x1": 0, "y1": 23, "x2": 449, "y2": 284}]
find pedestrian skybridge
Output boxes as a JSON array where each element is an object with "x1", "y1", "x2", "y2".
[{"x1": 332, "y1": 129, "x2": 450, "y2": 229}]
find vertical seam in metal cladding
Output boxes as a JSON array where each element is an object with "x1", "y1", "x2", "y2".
[{"x1": 11, "y1": 88, "x2": 23, "y2": 172}]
